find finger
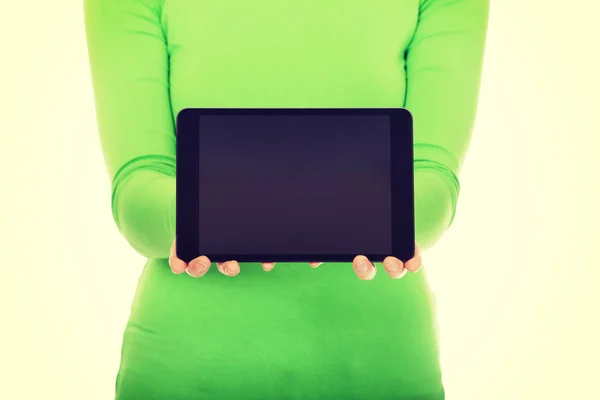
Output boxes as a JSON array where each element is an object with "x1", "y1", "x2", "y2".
[
  {"x1": 169, "y1": 241, "x2": 187, "y2": 274},
  {"x1": 382, "y1": 256, "x2": 406, "y2": 279},
  {"x1": 217, "y1": 261, "x2": 240, "y2": 277},
  {"x1": 308, "y1": 262, "x2": 323, "y2": 268},
  {"x1": 186, "y1": 255, "x2": 212, "y2": 277},
  {"x1": 404, "y1": 245, "x2": 422, "y2": 273},
  {"x1": 352, "y1": 255, "x2": 377, "y2": 280},
  {"x1": 262, "y1": 262, "x2": 275, "y2": 272}
]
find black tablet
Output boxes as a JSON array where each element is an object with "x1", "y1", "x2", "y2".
[{"x1": 176, "y1": 108, "x2": 414, "y2": 264}]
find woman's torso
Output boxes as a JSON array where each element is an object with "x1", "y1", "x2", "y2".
[
  {"x1": 117, "y1": 1, "x2": 445, "y2": 399},
  {"x1": 166, "y1": 0, "x2": 417, "y2": 110}
]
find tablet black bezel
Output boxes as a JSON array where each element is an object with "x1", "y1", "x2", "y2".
[{"x1": 176, "y1": 108, "x2": 414, "y2": 263}]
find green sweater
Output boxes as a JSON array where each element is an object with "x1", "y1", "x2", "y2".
[{"x1": 85, "y1": 0, "x2": 488, "y2": 399}]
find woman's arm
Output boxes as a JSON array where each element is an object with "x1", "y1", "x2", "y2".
[
  {"x1": 84, "y1": 0, "x2": 175, "y2": 259},
  {"x1": 407, "y1": 0, "x2": 489, "y2": 251}
]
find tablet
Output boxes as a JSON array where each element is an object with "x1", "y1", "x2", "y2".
[{"x1": 176, "y1": 108, "x2": 414, "y2": 264}]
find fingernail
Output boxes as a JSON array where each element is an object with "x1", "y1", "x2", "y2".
[
  {"x1": 226, "y1": 265, "x2": 239, "y2": 276},
  {"x1": 357, "y1": 261, "x2": 370, "y2": 273},
  {"x1": 370, "y1": 263, "x2": 377, "y2": 276},
  {"x1": 394, "y1": 269, "x2": 408, "y2": 279},
  {"x1": 386, "y1": 261, "x2": 400, "y2": 273},
  {"x1": 185, "y1": 268, "x2": 194, "y2": 276},
  {"x1": 264, "y1": 262, "x2": 275, "y2": 270},
  {"x1": 198, "y1": 261, "x2": 210, "y2": 272}
]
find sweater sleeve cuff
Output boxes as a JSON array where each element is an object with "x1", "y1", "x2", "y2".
[
  {"x1": 412, "y1": 144, "x2": 462, "y2": 250},
  {"x1": 111, "y1": 154, "x2": 176, "y2": 259},
  {"x1": 414, "y1": 143, "x2": 460, "y2": 226}
]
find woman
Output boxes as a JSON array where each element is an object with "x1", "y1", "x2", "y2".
[{"x1": 84, "y1": 0, "x2": 489, "y2": 398}]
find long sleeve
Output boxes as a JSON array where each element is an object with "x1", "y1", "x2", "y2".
[
  {"x1": 84, "y1": 0, "x2": 175, "y2": 259},
  {"x1": 406, "y1": 0, "x2": 489, "y2": 250}
]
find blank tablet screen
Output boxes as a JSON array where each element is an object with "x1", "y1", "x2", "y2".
[{"x1": 196, "y1": 114, "x2": 392, "y2": 255}]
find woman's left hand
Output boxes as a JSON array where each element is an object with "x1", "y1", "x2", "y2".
[{"x1": 311, "y1": 243, "x2": 422, "y2": 280}]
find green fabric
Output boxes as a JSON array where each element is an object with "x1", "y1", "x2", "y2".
[{"x1": 84, "y1": 0, "x2": 488, "y2": 398}]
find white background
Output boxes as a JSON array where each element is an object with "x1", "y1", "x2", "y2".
[{"x1": 1, "y1": 1, "x2": 599, "y2": 399}]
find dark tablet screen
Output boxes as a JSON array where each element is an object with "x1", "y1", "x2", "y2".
[
  {"x1": 197, "y1": 114, "x2": 391, "y2": 255},
  {"x1": 176, "y1": 108, "x2": 414, "y2": 263}
]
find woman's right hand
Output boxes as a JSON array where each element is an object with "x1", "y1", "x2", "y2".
[{"x1": 169, "y1": 240, "x2": 322, "y2": 277}]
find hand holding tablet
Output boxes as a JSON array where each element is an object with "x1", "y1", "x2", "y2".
[
  {"x1": 169, "y1": 239, "x2": 422, "y2": 280},
  {"x1": 174, "y1": 108, "x2": 421, "y2": 279}
]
